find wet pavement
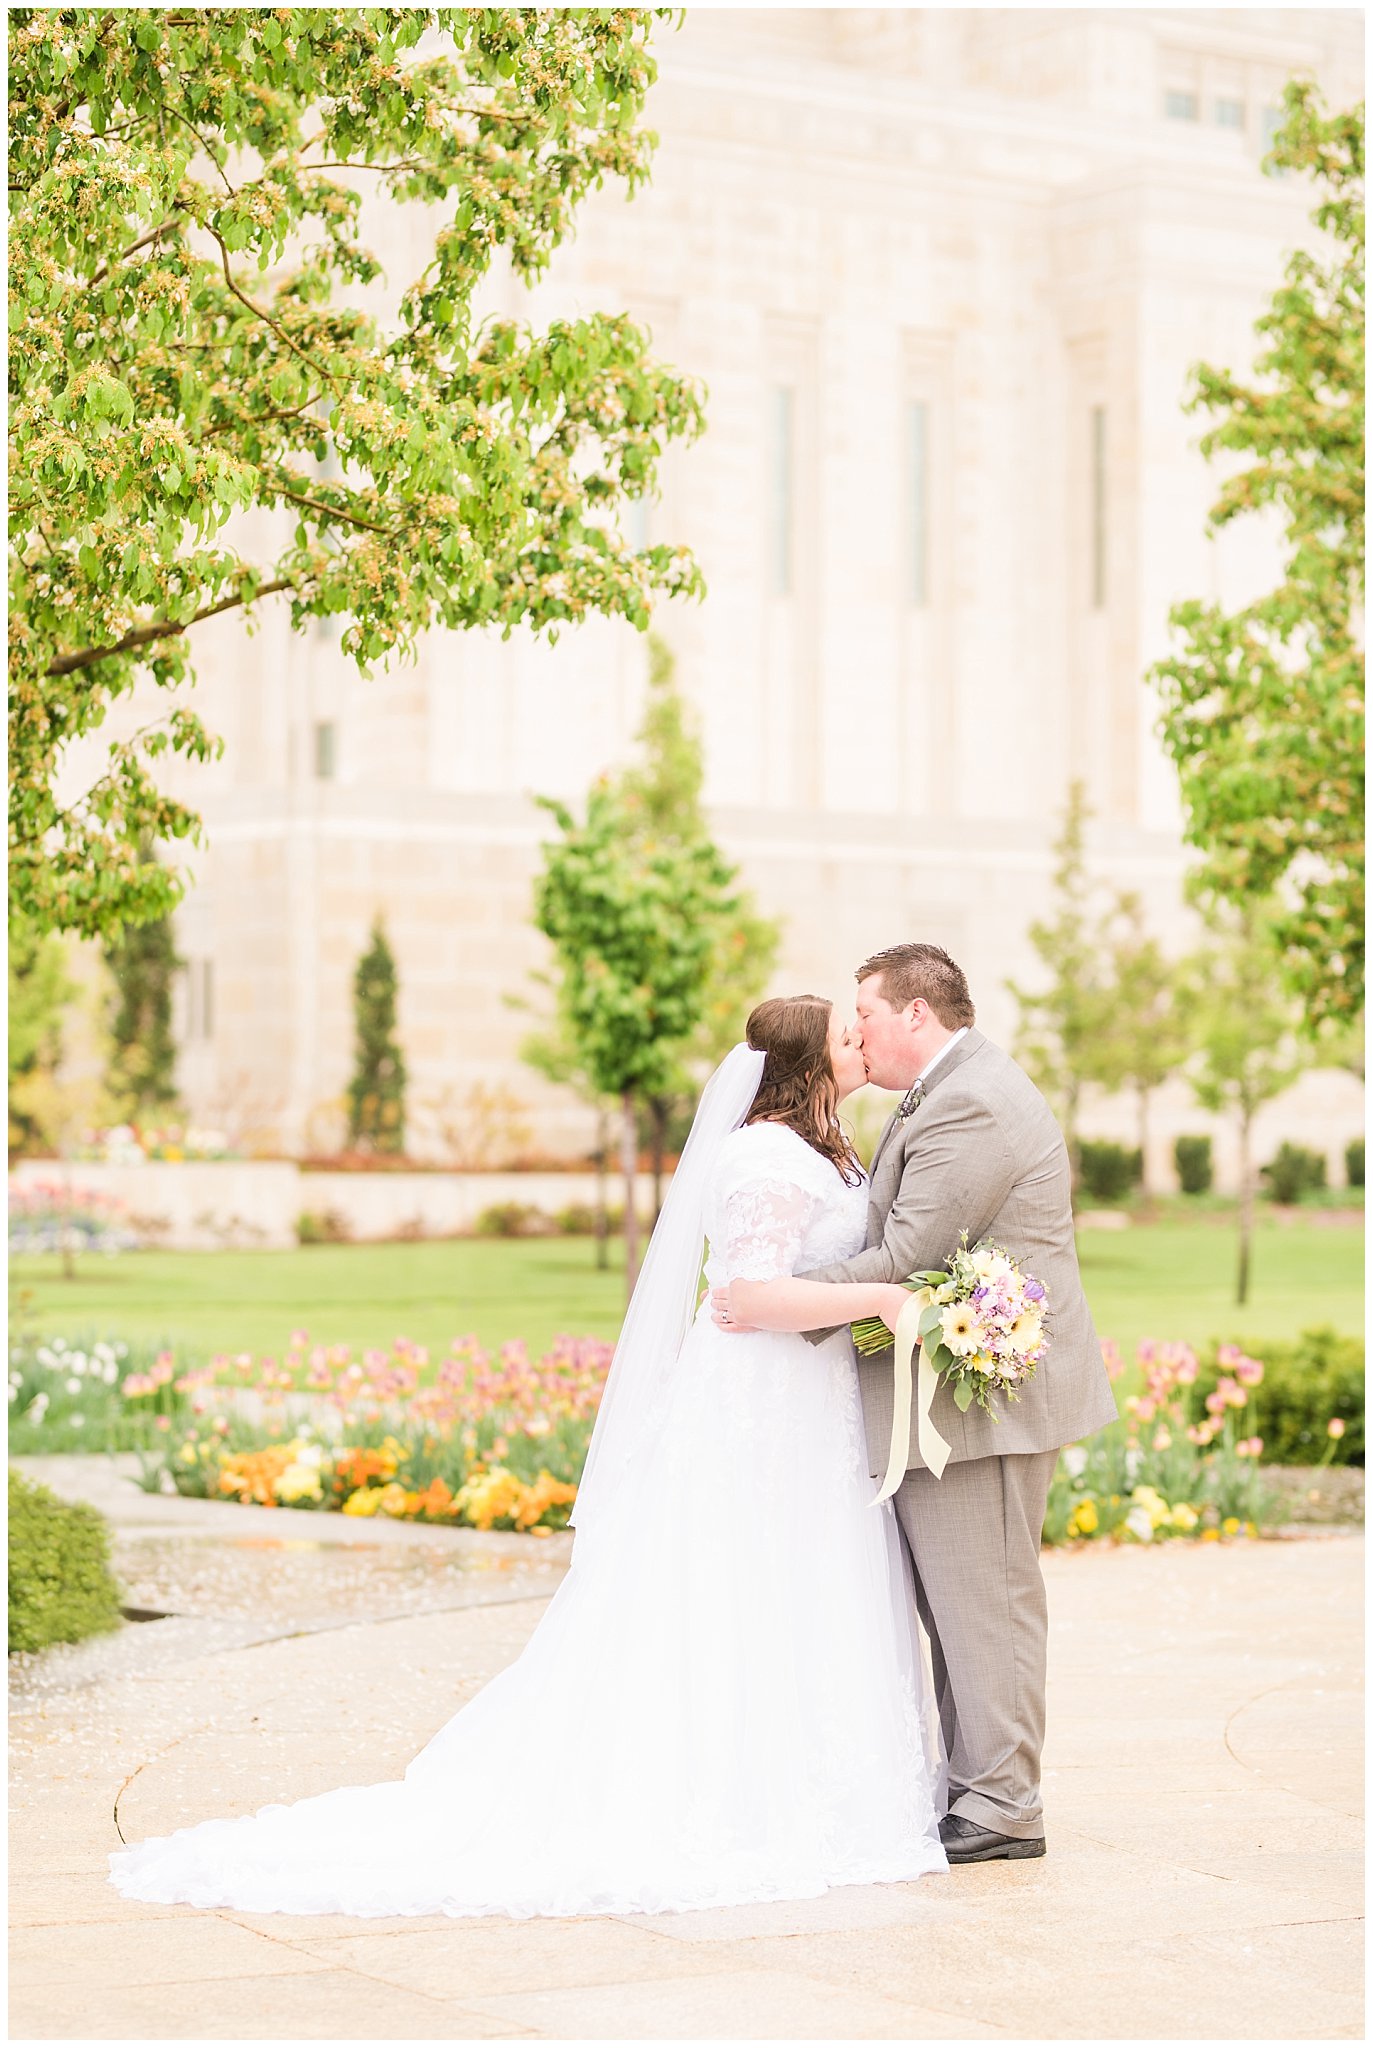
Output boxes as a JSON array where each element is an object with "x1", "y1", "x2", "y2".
[
  {"x1": 8, "y1": 1456, "x2": 571, "y2": 1707},
  {"x1": 8, "y1": 1455, "x2": 1365, "y2": 2040}
]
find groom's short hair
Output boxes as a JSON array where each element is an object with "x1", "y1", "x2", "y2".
[{"x1": 856, "y1": 943, "x2": 975, "y2": 1030}]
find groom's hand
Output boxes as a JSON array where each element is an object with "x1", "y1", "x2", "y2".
[{"x1": 710, "y1": 1287, "x2": 759, "y2": 1334}]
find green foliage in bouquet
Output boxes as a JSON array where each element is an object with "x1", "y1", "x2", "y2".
[
  {"x1": 8, "y1": 1468, "x2": 123, "y2": 1653},
  {"x1": 852, "y1": 1237, "x2": 1047, "y2": 1416}
]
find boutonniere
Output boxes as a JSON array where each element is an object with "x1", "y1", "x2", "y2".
[{"x1": 897, "y1": 1077, "x2": 926, "y2": 1123}]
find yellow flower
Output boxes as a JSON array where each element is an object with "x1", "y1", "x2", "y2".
[
  {"x1": 1168, "y1": 1503, "x2": 1199, "y2": 1533},
  {"x1": 342, "y1": 1486, "x2": 382, "y2": 1517},
  {"x1": 277, "y1": 1463, "x2": 323, "y2": 1503},
  {"x1": 1222, "y1": 1516, "x2": 1240, "y2": 1537},
  {"x1": 1067, "y1": 1498, "x2": 1099, "y2": 1537},
  {"x1": 1244, "y1": 1521, "x2": 1258, "y2": 1539},
  {"x1": 940, "y1": 1304, "x2": 980, "y2": 1357},
  {"x1": 377, "y1": 1483, "x2": 409, "y2": 1517},
  {"x1": 1201, "y1": 1527, "x2": 1220, "y2": 1542}
]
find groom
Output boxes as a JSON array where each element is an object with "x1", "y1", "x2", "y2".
[{"x1": 800, "y1": 943, "x2": 1115, "y2": 1863}]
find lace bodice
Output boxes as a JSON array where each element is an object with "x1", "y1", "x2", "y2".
[{"x1": 703, "y1": 1121, "x2": 869, "y2": 1286}]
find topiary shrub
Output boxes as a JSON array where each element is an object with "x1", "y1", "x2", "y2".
[
  {"x1": 9, "y1": 1469, "x2": 123, "y2": 1654},
  {"x1": 1346, "y1": 1139, "x2": 1364, "y2": 1189},
  {"x1": 1174, "y1": 1134, "x2": 1214, "y2": 1195},
  {"x1": 1078, "y1": 1140, "x2": 1143, "y2": 1204},
  {"x1": 1194, "y1": 1327, "x2": 1364, "y2": 1466},
  {"x1": 1260, "y1": 1142, "x2": 1328, "y2": 1205}
]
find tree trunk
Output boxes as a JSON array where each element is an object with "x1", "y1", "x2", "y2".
[
  {"x1": 60, "y1": 1160, "x2": 76, "y2": 1282},
  {"x1": 1236, "y1": 1109, "x2": 1253, "y2": 1306},
  {"x1": 1137, "y1": 1085, "x2": 1151, "y2": 1198},
  {"x1": 593, "y1": 1106, "x2": 609, "y2": 1272},
  {"x1": 650, "y1": 1096, "x2": 668, "y2": 1226},
  {"x1": 621, "y1": 1088, "x2": 639, "y2": 1298}
]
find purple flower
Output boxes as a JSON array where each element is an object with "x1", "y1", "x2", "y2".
[{"x1": 1024, "y1": 1280, "x2": 1046, "y2": 1302}]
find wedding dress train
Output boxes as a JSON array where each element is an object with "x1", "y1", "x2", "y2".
[{"x1": 108, "y1": 1119, "x2": 947, "y2": 1918}]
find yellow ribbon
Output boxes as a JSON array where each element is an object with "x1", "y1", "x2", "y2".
[{"x1": 874, "y1": 1286, "x2": 952, "y2": 1503}]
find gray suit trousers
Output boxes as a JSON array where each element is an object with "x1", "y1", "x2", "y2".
[{"x1": 893, "y1": 1449, "x2": 1059, "y2": 1840}]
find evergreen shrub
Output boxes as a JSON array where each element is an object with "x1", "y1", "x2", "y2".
[
  {"x1": 9, "y1": 1470, "x2": 123, "y2": 1654},
  {"x1": 1260, "y1": 1142, "x2": 1328, "y2": 1204},
  {"x1": 1174, "y1": 1134, "x2": 1214, "y2": 1195},
  {"x1": 1078, "y1": 1140, "x2": 1143, "y2": 1203}
]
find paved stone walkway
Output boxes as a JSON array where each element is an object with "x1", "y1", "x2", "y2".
[{"x1": 9, "y1": 1459, "x2": 1364, "y2": 2041}]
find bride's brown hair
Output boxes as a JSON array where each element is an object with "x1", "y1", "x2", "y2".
[{"x1": 745, "y1": 996, "x2": 863, "y2": 1186}]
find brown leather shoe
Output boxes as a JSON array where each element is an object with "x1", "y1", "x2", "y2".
[{"x1": 939, "y1": 1813, "x2": 1046, "y2": 1862}]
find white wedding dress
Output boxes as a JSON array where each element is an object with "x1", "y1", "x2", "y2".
[{"x1": 109, "y1": 1120, "x2": 947, "y2": 1918}]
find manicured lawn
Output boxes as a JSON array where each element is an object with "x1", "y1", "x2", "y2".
[
  {"x1": 8, "y1": 1239, "x2": 629, "y2": 1365},
  {"x1": 9, "y1": 1216, "x2": 1362, "y2": 1372}
]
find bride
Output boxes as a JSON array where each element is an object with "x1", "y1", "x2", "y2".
[{"x1": 109, "y1": 994, "x2": 948, "y2": 1919}]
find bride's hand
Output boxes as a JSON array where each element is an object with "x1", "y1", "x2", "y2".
[{"x1": 878, "y1": 1284, "x2": 914, "y2": 1334}]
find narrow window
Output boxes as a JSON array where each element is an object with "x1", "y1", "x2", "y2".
[
  {"x1": 769, "y1": 386, "x2": 794, "y2": 597},
  {"x1": 1214, "y1": 97, "x2": 1245, "y2": 130},
  {"x1": 1260, "y1": 104, "x2": 1286, "y2": 152},
  {"x1": 314, "y1": 720, "x2": 336, "y2": 780},
  {"x1": 200, "y1": 960, "x2": 215, "y2": 1041},
  {"x1": 1164, "y1": 89, "x2": 1199, "y2": 122},
  {"x1": 907, "y1": 400, "x2": 930, "y2": 608},
  {"x1": 1090, "y1": 405, "x2": 1107, "y2": 610}
]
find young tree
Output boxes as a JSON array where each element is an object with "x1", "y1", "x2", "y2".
[
  {"x1": 1149, "y1": 82, "x2": 1365, "y2": 1030},
  {"x1": 1006, "y1": 782, "x2": 1113, "y2": 1178},
  {"x1": 532, "y1": 780, "x2": 732, "y2": 1294},
  {"x1": 519, "y1": 1014, "x2": 616, "y2": 1271},
  {"x1": 1091, "y1": 893, "x2": 1194, "y2": 1195},
  {"x1": 346, "y1": 917, "x2": 407, "y2": 1156},
  {"x1": 10, "y1": 8, "x2": 705, "y2": 942},
  {"x1": 617, "y1": 636, "x2": 782, "y2": 1213},
  {"x1": 103, "y1": 850, "x2": 183, "y2": 1120},
  {"x1": 8, "y1": 919, "x2": 77, "y2": 1154},
  {"x1": 1183, "y1": 906, "x2": 1308, "y2": 1305}
]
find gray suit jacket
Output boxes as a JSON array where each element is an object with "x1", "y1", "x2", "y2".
[{"x1": 804, "y1": 1029, "x2": 1119, "y2": 1476}]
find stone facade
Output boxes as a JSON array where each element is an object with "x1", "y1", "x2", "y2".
[{"x1": 57, "y1": 9, "x2": 1365, "y2": 1177}]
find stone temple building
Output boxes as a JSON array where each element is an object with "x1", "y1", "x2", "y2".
[{"x1": 66, "y1": 7, "x2": 1365, "y2": 1177}]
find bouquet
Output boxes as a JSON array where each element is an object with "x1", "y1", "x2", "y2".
[{"x1": 851, "y1": 1234, "x2": 1049, "y2": 1416}]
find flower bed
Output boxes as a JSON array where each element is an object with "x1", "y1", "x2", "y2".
[
  {"x1": 7, "y1": 1326, "x2": 1353, "y2": 1542},
  {"x1": 8, "y1": 1183, "x2": 141, "y2": 1257},
  {"x1": 125, "y1": 1332, "x2": 610, "y2": 1532},
  {"x1": 1045, "y1": 1339, "x2": 1348, "y2": 1545}
]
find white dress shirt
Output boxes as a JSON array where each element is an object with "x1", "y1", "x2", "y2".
[{"x1": 916, "y1": 1025, "x2": 969, "y2": 1087}]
